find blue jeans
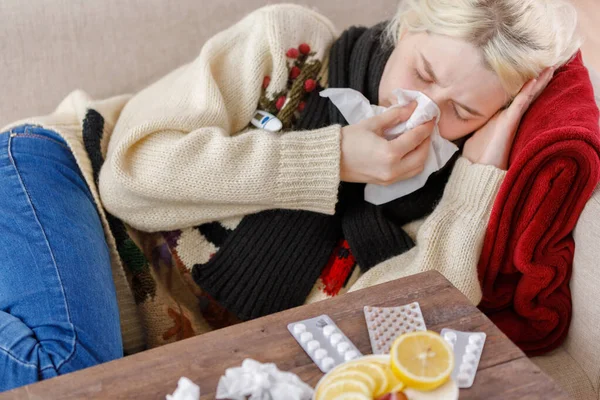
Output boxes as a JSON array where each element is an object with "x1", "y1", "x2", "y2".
[{"x1": 0, "y1": 125, "x2": 122, "y2": 392}]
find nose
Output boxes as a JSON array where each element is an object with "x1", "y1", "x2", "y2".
[{"x1": 420, "y1": 86, "x2": 445, "y2": 110}]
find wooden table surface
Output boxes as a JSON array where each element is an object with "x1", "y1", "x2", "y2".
[{"x1": 1, "y1": 271, "x2": 568, "y2": 400}]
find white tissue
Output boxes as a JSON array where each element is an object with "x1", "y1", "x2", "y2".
[
  {"x1": 320, "y1": 88, "x2": 459, "y2": 205},
  {"x1": 166, "y1": 377, "x2": 200, "y2": 400},
  {"x1": 216, "y1": 359, "x2": 314, "y2": 400}
]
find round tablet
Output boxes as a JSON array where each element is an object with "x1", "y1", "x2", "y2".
[
  {"x1": 330, "y1": 333, "x2": 343, "y2": 346},
  {"x1": 314, "y1": 348, "x2": 327, "y2": 360},
  {"x1": 337, "y1": 342, "x2": 351, "y2": 354},
  {"x1": 469, "y1": 334, "x2": 484, "y2": 346},
  {"x1": 322, "y1": 357, "x2": 335, "y2": 371},
  {"x1": 463, "y1": 353, "x2": 477, "y2": 364},
  {"x1": 466, "y1": 344, "x2": 480, "y2": 354},
  {"x1": 443, "y1": 331, "x2": 457, "y2": 344},
  {"x1": 459, "y1": 364, "x2": 473, "y2": 374},
  {"x1": 293, "y1": 324, "x2": 306, "y2": 335},
  {"x1": 457, "y1": 372, "x2": 471, "y2": 386},
  {"x1": 322, "y1": 325, "x2": 336, "y2": 338},
  {"x1": 300, "y1": 332, "x2": 313, "y2": 343},
  {"x1": 307, "y1": 340, "x2": 320, "y2": 352},
  {"x1": 344, "y1": 350, "x2": 359, "y2": 361}
]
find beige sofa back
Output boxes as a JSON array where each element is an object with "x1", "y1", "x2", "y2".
[
  {"x1": 567, "y1": 189, "x2": 600, "y2": 395},
  {"x1": 0, "y1": 0, "x2": 398, "y2": 127}
]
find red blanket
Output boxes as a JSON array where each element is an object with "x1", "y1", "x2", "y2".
[{"x1": 478, "y1": 52, "x2": 600, "y2": 356}]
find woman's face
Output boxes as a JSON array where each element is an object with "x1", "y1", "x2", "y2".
[{"x1": 379, "y1": 32, "x2": 510, "y2": 141}]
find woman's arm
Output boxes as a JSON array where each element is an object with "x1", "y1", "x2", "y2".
[
  {"x1": 349, "y1": 157, "x2": 506, "y2": 304},
  {"x1": 99, "y1": 5, "x2": 341, "y2": 232}
]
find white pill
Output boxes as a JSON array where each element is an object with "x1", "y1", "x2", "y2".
[
  {"x1": 293, "y1": 323, "x2": 306, "y2": 335},
  {"x1": 463, "y1": 353, "x2": 477, "y2": 364},
  {"x1": 300, "y1": 332, "x2": 313, "y2": 343},
  {"x1": 459, "y1": 364, "x2": 473, "y2": 374},
  {"x1": 307, "y1": 340, "x2": 320, "y2": 352},
  {"x1": 337, "y1": 342, "x2": 351, "y2": 354},
  {"x1": 443, "y1": 331, "x2": 457, "y2": 344},
  {"x1": 344, "y1": 350, "x2": 359, "y2": 361},
  {"x1": 323, "y1": 325, "x2": 336, "y2": 337},
  {"x1": 314, "y1": 348, "x2": 328, "y2": 360},
  {"x1": 321, "y1": 357, "x2": 335, "y2": 371},
  {"x1": 457, "y1": 372, "x2": 471, "y2": 386},
  {"x1": 330, "y1": 333, "x2": 343, "y2": 346},
  {"x1": 466, "y1": 344, "x2": 480, "y2": 354},
  {"x1": 469, "y1": 334, "x2": 484, "y2": 346}
]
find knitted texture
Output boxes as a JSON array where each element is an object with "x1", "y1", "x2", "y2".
[
  {"x1": 308, "y1": 158, "x2": 506, "y2": 305},
  {"x1": 2, "y1": 4, "x2": 506, "y2": 351},
  {"x1": 167, "y1": 22, "x2": 459, "y2": 321},
  {"x1": 99, "y1": 4, "x2": 343, "y2": 232},
  {"x1": 82, "y1": 109, "x2": 156, "y2": 302},
  {"x1": 83, "y1": 109, "x2": 212, "y2": 348}
]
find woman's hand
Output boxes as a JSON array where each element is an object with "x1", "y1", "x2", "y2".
[
  {"x1": 463, "y1": 67, "x2": 555, "y2": 170},
  {"x1": 340, "y1": 103, "x2": 434, "y2": 185}
]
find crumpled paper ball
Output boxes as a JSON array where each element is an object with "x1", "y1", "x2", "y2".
[
  {"x1": 216, "y1": 359, "x2": 314, "y2": 400},
  {"x1": 166, "y1": 377, "x2": 200, "y2": 400}
]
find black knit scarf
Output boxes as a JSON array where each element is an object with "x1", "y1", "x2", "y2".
[{"x1": 191, "y1": 24, "x2": 459, "y2": 320}]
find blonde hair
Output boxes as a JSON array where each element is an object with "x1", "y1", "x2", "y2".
[{"x1": 385, "y1": 0, "x2": 581, "y2": 96}]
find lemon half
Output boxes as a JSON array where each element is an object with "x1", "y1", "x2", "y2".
[{"x1": 390, "y1": 330, "x2": 454, "y2": 391}]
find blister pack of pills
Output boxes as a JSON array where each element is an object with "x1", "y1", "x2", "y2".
[
  {"x1": 363, "y1": 303, "x2": 426, "y2": 354},
  {"x1": 441, "y1": 328, "x2": 486, "y2": 388},
  {"x1": 288, "y1": 315, "x2": 362, "y2": 373}
]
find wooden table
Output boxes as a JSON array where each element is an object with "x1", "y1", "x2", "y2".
[{"x1": 1, "y1": 271, "x2": 568, "y2": 400}]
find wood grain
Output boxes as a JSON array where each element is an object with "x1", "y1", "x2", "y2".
[
  {"x1": 0, "y1": 271, "x2": 567, "y2": 400},
  {"x1": 458, "y1": 358, "x2": 570, "y2": 400}
]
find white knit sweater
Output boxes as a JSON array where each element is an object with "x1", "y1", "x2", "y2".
[{"x1": 100, "y1": 4, "x2": 343, "y2": 232}]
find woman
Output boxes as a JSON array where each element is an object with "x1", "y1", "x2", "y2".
[{"x1": 0, "y1": 0, "x2": 579, "y2": 391}]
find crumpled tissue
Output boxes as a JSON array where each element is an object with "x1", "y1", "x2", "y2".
[
  {"x1": 166, "y1": 377, "x2": 200, "y2": 400},
  {"x1": 216, "y1": 359, "x2": 314, "y2": 400},
  {"x1": 320, "y1": 88, "x2": 459, "y2": 205}
]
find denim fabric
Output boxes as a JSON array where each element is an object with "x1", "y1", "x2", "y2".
[{"x1": 0, "y1": 125, "x2": 122, "y2": 392}]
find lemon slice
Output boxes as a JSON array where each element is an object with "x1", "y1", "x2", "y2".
[
  {"x1": 373, "y1": 360, "x2": 406, "y2": 394},
  {"x1": 315, "y1": 365, "x2": 376, "y2": 399},
  {"x1": 390, "y1": 330, "x2": 454, "y2": 391},
  {"x1": 327, "y1": 370, "x2": 377, "y2": 393},
  {"x1": 317, "y1": 379, "x2": 371, "y2": 400},
  {"x1": 387, "y1": 378, "x2": 406, "y2": 393},
  {"x1": 336, "y1": 361, "x2": 389, "y2": 396},
  {"x1": 331, "y1": 394, "x2": 372, "y2": 400}
]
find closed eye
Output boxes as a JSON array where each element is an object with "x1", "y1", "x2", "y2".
[
  {"x1": 413, "y1": 69, "x2": 431, "y2": 83},
  {"x1": 452, "y1": 105, "x2": 470, "y2": 122}
]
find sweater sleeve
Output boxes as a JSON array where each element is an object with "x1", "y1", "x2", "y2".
[
  {"x1": 99, "y1": 5, "x2": 341, "y2": 232},
  {"x1": 348, "y1": 157, "x2": 507, "y2": 305}
]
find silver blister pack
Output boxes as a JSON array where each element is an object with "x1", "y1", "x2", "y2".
[
  {"x1": 441, "y1": 328, "x2": 486, "y2": 388},
  {"x1": 288, "y1": 315, "x2": 362, "y2": 373}
]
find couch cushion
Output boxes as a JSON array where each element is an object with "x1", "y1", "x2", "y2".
[
  {"x1": 0, "y1": 0, "x2": 398, "y2": 127},
  {"x1": 533, "y1": 348, "x2": 597, "y2": 400},
  {"x1": 565, "y1": 186, "x2": 600, "y2": 396},
  {"x1": 557, "y1": 62, "x2": 600, "y2": 398}
]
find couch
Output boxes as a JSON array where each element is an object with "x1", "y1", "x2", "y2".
[{"x1": 1, "y1": 1, "x2": 599, "y2": 398}]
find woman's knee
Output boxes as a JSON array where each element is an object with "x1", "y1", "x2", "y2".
[{"x1": 0, "y1": 311, "x2": 122, "y2": 392}]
